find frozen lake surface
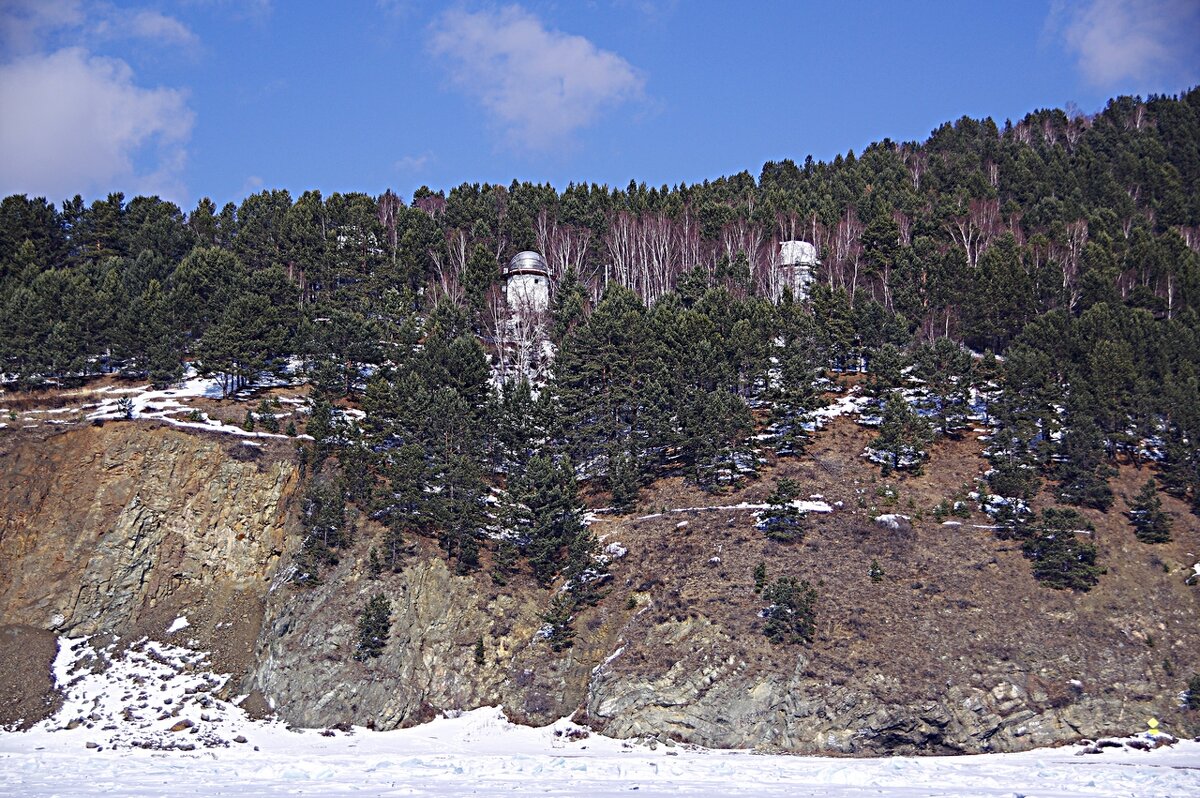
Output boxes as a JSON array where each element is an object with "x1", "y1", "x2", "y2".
[{"x1": 4, "y1": 714, "x2": 1199, "y2": 798}]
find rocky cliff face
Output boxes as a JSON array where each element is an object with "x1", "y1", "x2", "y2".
[
  {"x1": 0, "y1": 424, "x2": 297, "y2": 680},
  {"x1": 3, "y1": 422, "x2": 1198, "y2": 752},
  {"x1": 246, "y1": 544, "x2": 630, "y2": 731}
]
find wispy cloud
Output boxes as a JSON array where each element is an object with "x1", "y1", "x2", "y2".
[
  {"x1": 2, "y1": 1, "x2": 202, "y2": 53},
  {"x1": 0, "y1": 0, "x2": 84, "y2": 54},
  {"x1": 90, "y1": 8, "x2": 202, "y2": 51},
  {"x1": 240, "y1": 175, "x2": 265, "y2": 197},
  {"x1": 1051, "y1": 0, "x2": 1200, "y2": 88},
  {"x1": 611, "y1": 0, "x2": 679, "y2": 26},
  {"x1": 428, "y1": 5, "x2": 644, "y2": 150},
  {"x1": 376, "y1": 0, "x2": 415, "y2": 16},
  {"x1": 0, "y1": 2, "x2": 197, "y2": 202},
  {"x1": 394, "y1": 152, "x2": 432, "y2": 172}
]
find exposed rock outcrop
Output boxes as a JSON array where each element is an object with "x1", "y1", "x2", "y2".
[
  {"x1": 3, "y1": 422, "x2": 1198, "y2": 752},
  {"x1": 0, "y1": 424, "x2": 297, "y2": 684}
]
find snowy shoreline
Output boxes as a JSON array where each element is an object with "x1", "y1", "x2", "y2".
[
  {"x1": 4, "y1": 714, "x2": 1199, "y2": 798},
  {"x1": 2, "y1": 635, "x2": 1198, "y2": 797}
]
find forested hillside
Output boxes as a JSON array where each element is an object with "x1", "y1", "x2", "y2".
[{"x1": 2, "y1": 89, "x2": 1200, "y2": 631}]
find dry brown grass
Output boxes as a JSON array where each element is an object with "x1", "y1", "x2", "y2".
[{"x1": 580, "y1": 414, "x2": 1200, "y2": 729}]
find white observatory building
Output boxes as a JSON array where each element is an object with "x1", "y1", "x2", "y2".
[
  {"x1": 505, "y1": 251, "x2": 551, "y2": 312},
  {"x1": 778, "y1": 240, "x2": 819, "y2": 301}
]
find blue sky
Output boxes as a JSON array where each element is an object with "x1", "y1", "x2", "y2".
[{"x1": 1, "y1": 1, "x2": 1198, "y2": 208}]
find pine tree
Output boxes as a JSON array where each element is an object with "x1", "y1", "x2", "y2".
[
  {"x1": 913, "y1": 337, "x2": 973, "y2": 437},
  {"x1": 679, "y1": 388, "x2": 755, "y2": 490},
  {"x1": 383, "y1": 517, "x2": 406, "y2": 572},
  {"x1": 257, "y1": 398, "x2": 280, "y2": 433},
  {"x1": 758, "y1": 478, "x2": 805, "y2": 542},
  {"x1": 869, "y1": 559, "x2": 885, "y2": 582},
  {"x1": 1129, "y1": 479, "x2": 1172, "y2": 543},
  {"x1": 490, "y1": 538, "x2": 520, "y2": 586},
  {"x1": 354, "y1": 594, "x2": 391, "y2": 660},
  {"x1": 1054, "y1": 408, "x2": 1115, "y2": 512},
  {"x1": 866, "y1": 343, "x2": 905, "y2": 397},
  {"x1": 293, "y1": 481, "x2": 351, "y2": 584},
  {"x1": 541, "y1": 592, "x2": 576, "y2": 652},
  {"x1": 138, "y1": 279, "x2": 182, "y2": 387},
  {"x1": 607, "y1": 444, "x2": 640, "y2": 512},
  {"x1": 1022, "y1": 508, "x2": 1102, "y2": 591},
  {"x1": 761, "y1": 577, "x2": 818, "y2": 645},
  {"x1": 553, "y1": 285, "x2": 652, "y2": 483},
  {"x1": 870, "y1": 391, "x2": 933, "y2": 474},
  {"x1": 550, "y1": 266, "x2": 587, "y2": 344},
  {"x1": 509, "y1": 453, "x2": 588, "y2": 587}
]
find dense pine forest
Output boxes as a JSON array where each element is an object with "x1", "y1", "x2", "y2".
[{"x1": 3, "y1": 89, "x2": 1200, "y2": 632}]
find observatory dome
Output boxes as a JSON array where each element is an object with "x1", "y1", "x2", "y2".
[
  {"x1": 780, "y1": 240, "x2": 819, "y2": 267},
  {"x1": 504, "y1": 251, "x2": 551, "y2": 312},
  {"x1": 506, "y1": 251, "x2": 550, "y2": 276}
]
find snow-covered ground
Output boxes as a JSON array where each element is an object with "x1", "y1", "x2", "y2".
[
  {"x1": 0, "y1": 367, "x2": 313, "y2": 441},
  {"x1": 2, "y1": 636, "x2": 1197, "y2": 797},
  {"x1": 638, "y1": 499, "x2": 834, "y2": 522}
]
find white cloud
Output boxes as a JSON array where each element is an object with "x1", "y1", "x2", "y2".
[
  {"x1": 429, "y1": 5, "x2": 644, "y2": 149},
  {"x1": 394, "y1": 153, "x2": 432, "y2": 172},
  {"x1": 0, "y1": 0, "x2": 84, "y2": 54},
  {"x1": 0, "y1": 48, "x2": 193, "y2": 201},
  {"x1": 90, "y1": 8, "x2": 202, "y2": 51},
  {"x1": 0, "y1": 3, "x2": 198, "y2": 202},
  {"x1": 1, "y1": 1, "x2": 201, "y2": 53},
  {"x1": 376, "y1": 0, "x2": 414, "y2": 16},
  {"x1": 611, "y1": 0, "x2": 679, "y2": 25},
  {"x1": 1054, "y1": 0, "x2": 1200, "y2": 88}
]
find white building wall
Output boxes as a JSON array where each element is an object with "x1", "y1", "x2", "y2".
[
  {"x1": 784, "y1": 264, "x2": 815, "y2": 301},
  {"x1": 780, "y1": 240, "x2": 819, "y2": 266},
  {"x1": 505, "y1": 272, "x2": 550, "y2": 312}
]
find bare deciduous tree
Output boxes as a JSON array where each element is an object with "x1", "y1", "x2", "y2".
[{"x1": 429, "y1": 229, "x2": 470, "y2": 307}]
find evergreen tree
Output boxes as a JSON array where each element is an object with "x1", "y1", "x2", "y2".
[
  {"x1": 257, "y1": 398, "x2": 280, "y2": 433},
  {"x1": 382, "y1": 515, "x2": 407, "y2": 572},
  {"x1": 541, "y1": 592, "x2": 576, "y2": 652},
  {"x1": 549, "y1": 266, "x2": 587, "y2": 344},
  {"x1": 1022, "y1": 508, "x2": 1102, "y2": 591},
  {"x1": 490, "y1": 538, "x2": 520, "y2": 586},
  {"x1": 912, "y1": 337, "x2": 973, "y2": 437},
  {"x1": 866, "y1": 343, "x2": 906, "y2": 397},
  {"x1": 1054, "y1": 396, "x2": 1115, "y2": 512},
  {"x1": 294, "y1": 481, "x2": 350, "y2": 584},
  {"x1": 757, "y1": 478, "x2": 805, "y2": 542},
  {"x1": 1128, "y1": 479, "x2": 1172, "y2": 543},
  {"x1": 870, "y1": 391, "x2": 934, "y2": 474},
  {"x1": 606, "y1": 443, "x2": 641, "y2": 511},
  {"x1": 354, "y1": 594, "x2": 391, "y2": 660},
  {"x1": 752, "y1": 562, "x2": 767, "y2": 593},
  {"x1": 761, "y1": 576, "x2": 818, "y2": 645},
  {"x1": 679, "y1": 388, "x2": 755, "y2": 490},
  {"x1": 508, "y1": 453, "x2": 589, "y2": 587}
]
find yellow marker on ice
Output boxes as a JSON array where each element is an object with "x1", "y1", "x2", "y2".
[{"x1": 1147, "y1": 717, "x2": 1160, "y2": 736}]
